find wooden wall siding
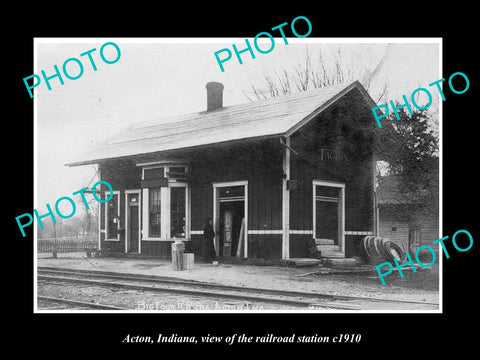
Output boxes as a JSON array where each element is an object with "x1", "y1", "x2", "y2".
[
  {"x1": 379, "y1": 220, "x2": 410, "y2": 251},
  {"x1": 140, "y1": 241, "x2": 172, "y2": 258},
  {"x1": 289, "y1": 89, "x2": 376, "y2": 257},
  {"x1": 289, "y1": 234, "x2": 310, "y2": 258},
  {"x1": 247, "y1": 235, "x2": 282, "y2": 259},
  {"x1": 188, "y1": 139, "x2": 284, "y2": 259},
  {"x1": 190, "y1": 183, "x2": 212, "y2": 231},
  {"x1": 289, "y1": 235, "x2": 366, "y2": 259},
  {"x1": 98, "y1": 160, "x2": 140, "y2": 253},
  {"x1": 189, "y1": 181, "x2": 213, "y2": 258},
  {"x1": 411, "y1": 217, "x2": 439, "y2": 245},
  {"x1": 288, "y1": 160, "x2": 313, "y2": 259},
  {"x1": 379, "y1": 205, "x2": 439, "y2": 255},
  {"x1": 378, "y1": 224, "x2": 440, "y2": 255},
  {"x1": 99, "y1": 160, "x2": 142, "y2": 190},
  {"x1": 419, "y1": 226, "x2": 439, "y2": 245},
  {"x1": 97, "y1": 141, "x2": 283, "y2": 259},
  {"x1": 185, "y1": 234, "x2": 203, "y2": 255},
  {"x1": 345, "y1": 235, "x2": 365, "y2": 258},
  {"x1": 289, "y1": 160, "x2": 313, "y2": 231},
  {"x1": 102, "y1": 239, "x2": 125, "y2": 253}
]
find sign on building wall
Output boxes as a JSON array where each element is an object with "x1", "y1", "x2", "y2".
[{"x1": 320, "y1": 149, "x2": 347, "y2": 162}]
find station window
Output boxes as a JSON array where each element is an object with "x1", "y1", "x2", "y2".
[
  {"x1": 169, "y1": 166, "x2": 186, "y2": 174},
  {"x1": 144, "y1": 167, "x2": 164, "y2": 180},
  {"x1": 141, "y1": 164, "x2": 189, "y2": 240},
  {"x1": 105, "y1": 191, "x2": 120, "y2": 241},
  {"x1": 149, "y1": 188, "x2": 162, "y2": 237},
  {"x1": 170, "y1": 187, "x2": 186, "y2": 238}
]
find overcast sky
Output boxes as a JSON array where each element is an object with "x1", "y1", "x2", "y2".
[{"x1": 35, "y1": 38, "x2": 440, "y2": 211}]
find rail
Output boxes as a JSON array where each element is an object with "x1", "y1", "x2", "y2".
[{"x1": 37, "y1": 267, "x2": 440, "y2": 311}]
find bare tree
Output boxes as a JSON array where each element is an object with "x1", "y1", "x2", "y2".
[{"x1": 245, "y1": 45, "x2": 391, "y2": 104}]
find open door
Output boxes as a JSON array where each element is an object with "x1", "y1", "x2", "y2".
[
  {"x1": 213, "y1": 182, "x2": 248, "y2": 257},
  {"x1": 313, "y1": 180, "x2": 345, "y2": 254},
  {"x1": 220, "y1": 202, "x2": 244, "y2": 257}
]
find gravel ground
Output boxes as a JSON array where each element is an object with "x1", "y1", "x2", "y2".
[
  {"x1": 37, "y1": 282, "x2": 302, "y2": 311},
  {"x1": 36, "y1": 253, "x2": 440, "y2": 306}
]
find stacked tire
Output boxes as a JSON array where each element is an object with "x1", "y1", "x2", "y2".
[{"x1": 361, "y1": 236, "x2": 405, "y2": 264}]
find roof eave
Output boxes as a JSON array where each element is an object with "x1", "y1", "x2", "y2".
[
  {"x1": 67, "y1": 81, "x2": 378, "y2": 167},
  {"x1": 65, "y1": 132, "x2": 285, "y2": 167},
  {"x1": 285, "y1": 81, "x2": 377, "y2": 137}
]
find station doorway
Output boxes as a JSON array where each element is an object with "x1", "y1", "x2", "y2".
[
  {"x1": 213, "y1": 182, "x2": 248, "y2": 257},
  {"x1": 313, "y1": 180, "x2": 345, "y2": 253},
  {"x1": 125, "y1": 190, "x2": 141, "y2": 254}
]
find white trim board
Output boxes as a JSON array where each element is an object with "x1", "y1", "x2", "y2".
[
  {"x1": 248, "y1": 230, "x2": 283, "y2": 235},
  {"x1": 345, "y1": 231, "x2": 373, "y2": 236},
  {"x1": 194, "y1": 230, "x2": 314, "y2": 235}
]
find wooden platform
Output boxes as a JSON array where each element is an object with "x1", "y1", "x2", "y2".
[
  {"x1": 217, "y1": 256, "x2": 322, "y2": 267},
  {"x1": 280, "y1": 258, "x2": 323, "y2": 267},
  {"x1": 321, "y1": 257, "x2": 365, "y2": 267}
]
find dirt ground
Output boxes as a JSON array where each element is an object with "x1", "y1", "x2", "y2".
[{"x1": 36, "y1": 253, "x2": 440, "y2": 306}]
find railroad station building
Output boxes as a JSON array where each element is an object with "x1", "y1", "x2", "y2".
[{"x1": 67, "y1": 81, "x2": 379, "y2": 261}]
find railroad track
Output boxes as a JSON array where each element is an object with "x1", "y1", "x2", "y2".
[
  {"x1": 37, "y1": 267, "x2": 439, "y2": 311},
  {"x1": 38, "y1": 295, "x2": 127, "y2": 310}
]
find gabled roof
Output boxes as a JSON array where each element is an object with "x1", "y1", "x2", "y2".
[{"x1": 67, "y1": 80, "x2": 376, "y2": 166}]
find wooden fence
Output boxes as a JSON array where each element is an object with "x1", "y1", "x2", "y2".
[{"x1": 38, "y1": 237, "x2": 98, "y2": 257}]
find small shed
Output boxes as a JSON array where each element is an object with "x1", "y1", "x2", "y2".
[
  {"x1": 376, "y1": 175, "x2": 439, "y2": 253},
  {"x1": 67, "y1": 81, "x2": 379, "y2": 260}
]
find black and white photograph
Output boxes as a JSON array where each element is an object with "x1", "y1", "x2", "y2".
[
  {"x1": 9, "y1": 8, "x2": 478, "y2": 354},
  {"x1": 33, "y1": 39, "x2": 441, "y2": 313}
]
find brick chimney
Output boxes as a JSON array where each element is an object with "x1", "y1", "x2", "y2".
[{"x1": 206, "y1": 81, "x2": 224, "y2": 111}]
